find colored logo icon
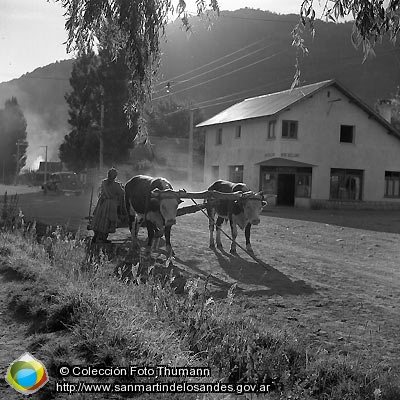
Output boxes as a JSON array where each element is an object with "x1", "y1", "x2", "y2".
[{"x1": 5, "y1": 352, "x2": 49, "y2": 395}]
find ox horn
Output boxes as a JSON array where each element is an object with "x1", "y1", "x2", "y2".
[
  {"x1": 240, "y1": 190, "x2": 254, "y2": 198},
  {"x1": 151, "y1": 188, "x2": 180, "y2": 197},
  {"x1": 150, "y1": 188, "x2": 161, "y2": 197}
]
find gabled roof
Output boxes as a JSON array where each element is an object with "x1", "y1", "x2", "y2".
[
  {"x1": 197, "y1": 80, "x2": 331, "y2": 127},
  {"x1": 196, "y1": 79, "x2": 400, "y2": 139}
]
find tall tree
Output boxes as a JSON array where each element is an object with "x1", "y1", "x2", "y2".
[
  {"x1": 98, "y1": 47, "x2": 137, "y2": 164},
  {"x1": 59, "y1": 49, "x2": 137, "y2": 172},
  {"x1": 59, "y1": 51, "x2": 101, "y2": 172},
  {"x1": 0, "y1": 97, "x2": 28, "y2": 183}
]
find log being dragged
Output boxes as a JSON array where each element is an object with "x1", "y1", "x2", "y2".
[
  {"x1": 175, "y1": 190, "x2": 245, "y2": 217},
  {"x1": 150, "y1": 188, "x2": 252, "y2": 202},
  {"x1": 176, "y1": 190, "x2": 244, "y2": 201},
  {"x1": 177, "y1": 203, "x2": 207, "y2": 217}
]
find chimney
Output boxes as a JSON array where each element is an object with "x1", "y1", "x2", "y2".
[{"x1": 375, "y1": 99, "x2": 393, "y2": 123}]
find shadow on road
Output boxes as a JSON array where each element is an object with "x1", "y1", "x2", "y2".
[
  {"x1": 263, "y1": 207, "x2": 400, "y2": 234},
  {"x1": 175, "y1": 248, "x2": 314, "y2": 298},
  {"x1": 173, "y1": 255, "x2": 238, "y2": 294}
]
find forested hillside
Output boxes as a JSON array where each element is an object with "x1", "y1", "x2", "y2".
[
  {"x1": 0, "y1": 9, "x2": 398, "y2": 168},
  {"x1": 156, "y1": 9, "x2": 399, "y2": 119}
]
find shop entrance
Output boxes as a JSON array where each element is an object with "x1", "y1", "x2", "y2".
[{"x1": 259, "y1": 161, "x2": 313, "y2": 207}]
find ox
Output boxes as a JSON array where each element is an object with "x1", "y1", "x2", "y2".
[
  {"x1": 124, "y1": 175, "x2": 183, "y2": 254},
  {"x1": 206, "y1": 180, "x2": 266, "y2": 254}
]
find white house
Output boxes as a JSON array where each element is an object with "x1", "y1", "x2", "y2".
[{"x1": 196, "y1": 79, "x2": 400, "y2": 208}]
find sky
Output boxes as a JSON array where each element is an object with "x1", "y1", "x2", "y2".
[{"x1": 0, "y1": 0, "x2": 330, "y2": 84}]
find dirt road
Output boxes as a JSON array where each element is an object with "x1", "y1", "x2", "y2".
[
  {"x1": 119, "y1": 211, "x2": 400, "y2": 375},
  {"x1": 3, "y1": 191, "x2": 400, "y2": 374}
]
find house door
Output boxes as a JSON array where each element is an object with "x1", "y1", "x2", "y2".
[{"x1": 277, "y1": 174, "x2": 295, "y2": 206}]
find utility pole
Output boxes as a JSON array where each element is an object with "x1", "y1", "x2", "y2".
[
  {"x1": 15, "y1": 140, "x2": 25, "y2": 185},
  {"x1": 15, "y1": 142, "x2": 20, "y2": 185},
  {"x1": 44, "y1": 146, "x2": 48, "y2": 185},
  {"x1": 40, "y1": 145, "x2": 48, "y2": 185},
  {"x1": 99, "y1": 87, "x2": 104, "y2": 172},
  {"x1": 188, "y1": 109, "x2": 194, "y2": 182}
]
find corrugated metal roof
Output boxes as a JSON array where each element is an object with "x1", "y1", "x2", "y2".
[
  {"x1": 196, "y1": 80, "x2": 333, "y2": 127},
  {"x1": 196, "y1": 79, "x2": 400, "y2": 139}
]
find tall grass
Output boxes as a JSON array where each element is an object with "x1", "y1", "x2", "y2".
[{"x1": 0, "y1": 222, "x2": 399, "y2": 399}]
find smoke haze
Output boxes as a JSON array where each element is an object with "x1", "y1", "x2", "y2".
[{"x1": 0, "y1": 62, "x2": 73, "y2": 171}]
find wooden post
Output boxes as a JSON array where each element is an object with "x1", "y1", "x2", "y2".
[
  {"x1": 40, "y1": 145, "x2": 48, "y2": 185},
  {"x1": 188, "y1": 109, "x2": 194, "y2": 182},
  {"x1": 99, "y1": 89, "x2": 104, "y2": 172},
  {"x1": 88, "y1": 185, "x2": 94, "y2": 220},
  {"x1": 15, "y1": 141, "x2": 20, "y2": 185},
  {"x1": 44, "y1": 146, "x2": 48, "y2": 185}
]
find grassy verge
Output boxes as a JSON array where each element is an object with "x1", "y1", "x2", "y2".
[{"x1": 0, "y1": 226, "x2": 399, "y2": 400}]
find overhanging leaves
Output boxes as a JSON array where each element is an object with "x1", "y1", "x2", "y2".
[{"x1": 55, "y1": 0, "x2": 219, "y2": 120}]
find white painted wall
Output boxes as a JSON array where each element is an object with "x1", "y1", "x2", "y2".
[{"x1": 203, "y1": 85, "x2": 400, "y2": 203}]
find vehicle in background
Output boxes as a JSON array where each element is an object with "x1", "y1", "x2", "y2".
[{"x1": 42, "y1": 172, "x2": 83, "y2": 195}]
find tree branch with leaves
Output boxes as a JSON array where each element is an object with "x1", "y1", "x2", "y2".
[
  {"x1": 55, "y1": 0, "x2": 219, "y2": 120},
  {"x1": 292, "y1": 0, "x2": 400, "y2": 86}
]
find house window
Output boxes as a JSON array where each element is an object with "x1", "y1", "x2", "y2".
[
  {"x1": 385, "y1": 171, "x2": 400, "y2": 198},
  {"x1": 229, "y1": 165, "x2": 244, "y2": 183},
  {"x1": 211, "y1": 166, "x2": 219, "y2": 181},
  {"x1": 235, "y1": 125, "x2": 241, "y2": 138},
  {"x1": 296, "y1": 173, "x2": 312, "y2": 198},
  {"x1": 282, "y1": 120, "x2": 298, "y2": 139},
  {"x1": 340, "y1": 125, "x2": 355, "y2": 143},
  {"x1": 267, "y1": 120, "x2": 276, "y2": 139},
  {"x1": 216, "y1": 128, "x2": 222, "y2": 145},
  {"x1": 330, "y1": 168, "x2": 363, "y2": 200}
]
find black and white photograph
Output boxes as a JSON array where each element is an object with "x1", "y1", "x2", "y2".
[{"x1": 1, "y1": 0, "x2": 399, "y2": 399}]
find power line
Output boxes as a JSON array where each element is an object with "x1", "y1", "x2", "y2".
[
  {"x1": 9, "y1": 38, "x2": 271, "y2": 86},
  {"x1": 188, "y1": 48, "x2": 400, "y2": 112},
  {"x1": 161, "y1": 76, "x2": 295, "y2": 116},
  {"x1": 194, "y1": 78, "x2": 297, "y2": 111},
  {"x1": 153, "y1": 47, "x2": 399, "y2": 102},
  {"x1": 6, "y1": 46, "x2": 398, "y2": 84},
  {"x1": 155, "y1": 46, "x2": 399, "y2": 107},
  {"x1": 152, "y1": 49, "x2": 288, "y2": 101},
  {"x1": 194, "y1": 78, "x2": 294, "y2": 108},
  {"x1": 153, "y1": 37, "x2": 270, "y2": 88},
  {"x1": 152, "y1": 41, "x2": 278, "y2": 94}
]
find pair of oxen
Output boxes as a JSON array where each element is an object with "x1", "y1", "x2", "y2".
[{"x1": 124, "y1": 175, "x2": 267, "y2": 255}]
